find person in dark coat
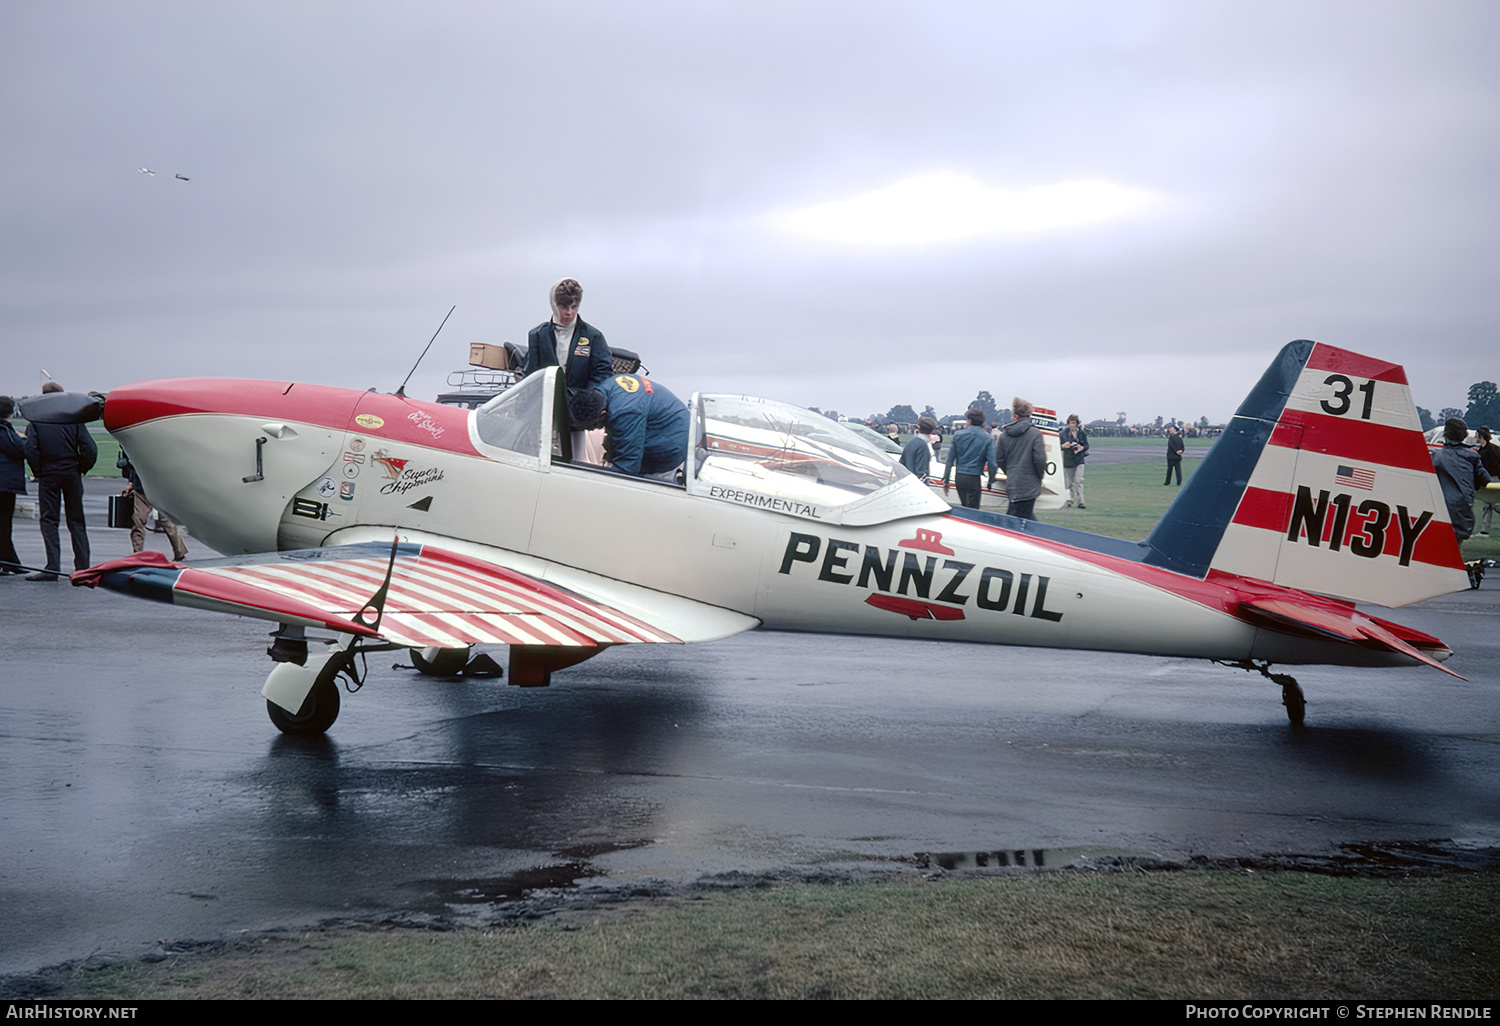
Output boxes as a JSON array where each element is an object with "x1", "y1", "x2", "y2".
[
  {"x1": 899, "y1": 416, "x2": 938, "y2": 480},
  {"x1": 1164, "y1": 424, "x2": 1184, "y2": 486},
  {"x1": 1059, "y1": 413, "x2": 1089, "y2": 508},
  {"x1": 1477, "y1": 426, "x2": 1499, "y2": 537},
  {"x1": 522, "y1": 277, "x2": 613, "y2": 392},
  {"x1": 993, "y1": 397, "x2": 1048, "y2": 520},
  {"x1": 0, "y1": 396, "x2": 27, "y2": 574},
  {"x1": 1432, "y1": 417, "x2": 1491, "y2": 541},
  {"x1": 567, "y1": 374, "x2": 689, "y2": 477},
  {"x1": 22, "y1": 382, "x2": 96, "y2": 580}
]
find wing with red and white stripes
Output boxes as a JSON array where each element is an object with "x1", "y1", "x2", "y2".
[{"x1": 74, "y1": 541, "x2": 758, "y2": 649}]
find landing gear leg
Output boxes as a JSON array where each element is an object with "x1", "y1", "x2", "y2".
[{"x1": 1217, "y1": 659, "x2": 1306, "y2": 726}]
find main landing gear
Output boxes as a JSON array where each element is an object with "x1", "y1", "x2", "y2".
[
  {"x1": 260, "y1": 633, "x2": 607, "y2": 736},
  {"x1": 1218, "y1": 659, "x2": 1306, "y2": 726},
  {"x1": 266, "y1": 656, "x2": 343, "y2": 735},
  {"x1": 263, "y1": 639, "x2": 372, "y2": 736}
]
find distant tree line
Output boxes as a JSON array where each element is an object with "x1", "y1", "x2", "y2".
[{"x1": 1416, "y1": 380, "x2": 1498, "y2": 433}]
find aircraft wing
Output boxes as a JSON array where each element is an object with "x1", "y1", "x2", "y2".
[{"x1": 72, "y1": 540, "x2": 759, "y2": 649}]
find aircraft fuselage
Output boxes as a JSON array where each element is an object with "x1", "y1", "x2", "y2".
[{"x1": 102, "y1": 375, "x2": 1441, "y2": 673}]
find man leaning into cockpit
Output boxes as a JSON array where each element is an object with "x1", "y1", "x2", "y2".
[{"x1": 566, "y1": 374, "x2": 689, "y2": 478}]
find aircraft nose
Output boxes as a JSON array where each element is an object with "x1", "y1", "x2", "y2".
[
  {"x1": 102, "y1": 378, "x2": 293, "y2": 432},
  {"x1": 104, "y1": 378, "x2": 213, "y2": 432}
]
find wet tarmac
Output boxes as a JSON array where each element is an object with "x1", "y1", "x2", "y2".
[{"x1": 2, "y1": 488, "x2": 1498, "y2": 975}]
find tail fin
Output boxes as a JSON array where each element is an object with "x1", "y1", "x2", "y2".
[{"x1": 1143, "y1": 340, "x2": 1467, "y2": 607}]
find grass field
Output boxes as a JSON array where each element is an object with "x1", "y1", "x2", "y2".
[
  {"x1": 28, "y1": 871, "x2": 1498, "y2": 999},
  {"x1": 1033, "y1": 456, "x2": 1204, "y2": 542}
]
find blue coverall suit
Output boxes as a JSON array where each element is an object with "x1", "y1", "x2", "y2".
[{"x1": 599, "y1": 374, "x2": 689, "y2": 477}]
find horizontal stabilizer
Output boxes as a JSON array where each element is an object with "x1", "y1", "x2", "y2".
[{"x1": 1236, "y1": 597, "x2": 1464, "y2": 679}]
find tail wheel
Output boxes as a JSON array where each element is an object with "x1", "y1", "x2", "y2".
[
  {"x1": 411, "y1": 646, "x2": 471, "y2": 677},
  {"x1": 267, "y1": 657, "x2": 343, "y2": 735},
  {"x1": 1281, "y1": 679, "x2": 1306, "y2": 726}
]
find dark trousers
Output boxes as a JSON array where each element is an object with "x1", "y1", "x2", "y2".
[
  {"x1": 955, "y1": 473, "x2": 982, "y2": 509},
  {"x1": 0, "y1": 491, "x2": 19, "y2": 570},
  {"x1": 1164, "y1": 459, "x2": 1182, "y2": 486},
  {"x1": 38, "y1": 473, "x2": 90, "y2": 573},
  {"x1": 1007, "y1": 497, "x2": 1037, "y2": 521}
]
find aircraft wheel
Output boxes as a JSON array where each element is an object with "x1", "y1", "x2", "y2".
[
  {"x1": 267, "y1": 660, "x2": 343, "y2": 735},
  {"x1": 1281, "y1": 680, "x2": 1306, "y2": 727},
  {"x1": 411, "y1": 646, "x2": 471, "y2": 677}
]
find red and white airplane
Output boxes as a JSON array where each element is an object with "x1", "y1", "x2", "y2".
[{"x1": 54, "y1": 339, "x2": 1468, "y2": 734}]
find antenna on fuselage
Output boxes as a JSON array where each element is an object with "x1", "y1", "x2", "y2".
[{"x1": 394, "y1": 305, "x2": 456, "y2": 399}]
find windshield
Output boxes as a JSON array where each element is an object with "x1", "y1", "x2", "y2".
[{"x1": 472, "y1": 370, "x2": 548, "y2": 459}]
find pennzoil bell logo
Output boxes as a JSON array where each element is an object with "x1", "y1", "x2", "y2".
[
  {"x1": 614, "y1": 375, "x2": 639, "y2": 393},
  {"x1": 354, "y1": 414, "x2": 384, "y2": 429}
]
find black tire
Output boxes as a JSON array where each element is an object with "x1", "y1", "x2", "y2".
[
  {"x1": 267, "y1": 659, "x2": 343, "y2": 735},
  {"x1": 411, "y1": 646, "x2": 470, "y2": 677},
  {"x1": 1282, "y1": 683, "x2": 1306, "y2": 727}
]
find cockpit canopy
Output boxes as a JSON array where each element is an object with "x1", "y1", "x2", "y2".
[
  {"x1": 468, "y1": 370, "x2": 947, "y2": 526},
  {"x1": 686, "y1": 394, "x2": 948, "y2": 526}
]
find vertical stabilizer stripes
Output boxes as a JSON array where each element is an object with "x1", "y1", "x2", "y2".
[{"x1": 1142, "y1": 340, "x2": 1467, "y2": 606}]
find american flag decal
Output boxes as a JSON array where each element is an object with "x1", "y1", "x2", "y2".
[{"x1": 1335, "y1": 465, "x2": 1375, "y2": 490}]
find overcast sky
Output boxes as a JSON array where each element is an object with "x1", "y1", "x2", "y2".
[{"x1": 2, "y1": 0, "x2": 1495, "y2": 424}]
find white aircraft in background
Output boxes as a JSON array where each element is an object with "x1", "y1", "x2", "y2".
[{"x1": 31, "y1": 339, "x2": 1470, "y2": 735}]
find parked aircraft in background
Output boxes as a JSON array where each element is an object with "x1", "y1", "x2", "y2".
[{"x1": 37, "y1": 339, "x2": 1469, "y2": 735}]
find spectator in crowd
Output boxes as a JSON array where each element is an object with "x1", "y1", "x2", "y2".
[
  {"x1": 941, "y1": 408, "x2": 996, "y2": 509},
  {"x1": 1433, "y1": 417, "x2": 1491, "y2": 541},
  {"x1": 119, "y1": 448, "x2": 189, "y2": 561},
  {"x1": 1477, "y1": 426, "x2": 1499, "y2": 537},
  {"x1": 900, "y1": 416, "x2": 939, "y2": 480},
  {"x1": 22, "y1": 382, "x2": 96, "y2": 580},
  {"x1": 1164, "y1": 424, "x2": 1184, "y2": 486},
  {"x1": 994, "y1": 397, "x2": 1047, "y2": 520},
  {"x1": 0, "y1": 396, "x2": 26, "y2": 574},
  {"x1": 1059, "y1": 413, "x2": 1089, "y2": 508}
]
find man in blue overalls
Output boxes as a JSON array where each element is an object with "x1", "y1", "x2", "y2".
[{"x1": 567, "y1": 374, "x2": 689, "y2": 477}]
